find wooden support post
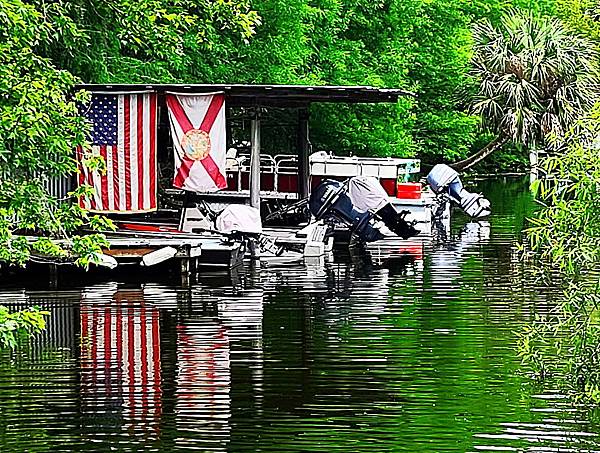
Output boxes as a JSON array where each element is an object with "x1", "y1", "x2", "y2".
[
  {"x1": 178, "y1": 191, "x2": 190, "y2": 231},
  {"x1": 297, "y1": 108, "x2": 310, "y2": 199},
  {"x1": 225, "y1": 105, "x2": 232, "y2": 149},
  {"x1": 49, "y1": 263, "x2": 58, "y2": 289},
  {"x1": 250, "y1": 109, "x2": 261, "y2": 209},
  {"x1": 180, "y1": 258, "x2": 190, "y2": 288},
  {"x1": 248, "y1": 238, "x2": 258, "y2": 260}
]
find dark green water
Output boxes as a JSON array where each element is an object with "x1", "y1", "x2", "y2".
[{"x1": 1, "y1": 177, "x2": 599, "y2": 452}]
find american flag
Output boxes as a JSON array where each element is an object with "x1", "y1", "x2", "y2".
[{"x1": 77, "y1": 92, "x2": 157, "y2": 213}]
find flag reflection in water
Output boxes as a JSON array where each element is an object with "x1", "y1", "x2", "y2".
[
  {"x1": 175, "y1": 320, "x2": 231, "y2": 449},
  {"x1": 174, "y1": 289, "x2": 264, "y2": 451},
  {"x1": 80, "y1": 286, "x2": 162, "y2": 441}
]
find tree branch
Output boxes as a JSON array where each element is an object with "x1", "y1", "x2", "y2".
[{"x1": 451, "y1": 135, "x2": 509, "y2": 171}]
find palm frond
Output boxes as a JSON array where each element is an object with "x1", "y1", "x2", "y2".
[{"x1": 466, "y1": 8, "x2": 599, "y2": 149}]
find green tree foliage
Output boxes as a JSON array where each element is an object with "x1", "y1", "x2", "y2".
[
  {"x1": 554, "y1": 0, "x2": 600, "y2": 42},
  {"x1": 307, "y1": 0, "x2": 418, "y2": 157},
  {"x1": 196, "y1": 0, "x2": 547, "y2": 159},
  {"x1": 455, "y1": 10, "x2": 598, "y2": 170},
  {"x1": 217, "y1": 0, "x2": 484, "y2": 158},
  {"x1": 5, "y1": 0, "x2": 571, "y2": 167},
  {"x1": 33, "y1": 0, "x2": 529, "y2": 160},
  {"x1": 527, "y1": 109, "x2": 600, "y2": 271},
  {"x1": 36, "y1": 0, "x2": 260, "y2": 83},
  {"x1": 519, "y1": 108, "x2": 600, "y2": 400},
  {"x1": 0, "y1": 0, "x2": 112, "y2": 265},
  {"x1": 0, "y1": 306, "x2": 49, "y2": 349}
]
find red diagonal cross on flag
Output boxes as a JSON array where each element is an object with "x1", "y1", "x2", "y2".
[{"x1": 166, "y1": 93, "x2": 227, "y2": 191}]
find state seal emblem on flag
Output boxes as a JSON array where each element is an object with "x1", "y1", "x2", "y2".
[{"x1": 181, "y1": 129, "x2": 211, "y2": 161}]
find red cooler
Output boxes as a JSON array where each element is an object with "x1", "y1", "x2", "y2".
[{"x1": 396, "y1": 182, "x2": 421, "y2": 199}]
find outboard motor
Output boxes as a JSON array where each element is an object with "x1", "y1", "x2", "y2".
[
  {"x1": 347, "y1": 176, "x2": 418, "y2": 239},
  {"x1": 215, "y1": 204, "x2": 287, "y2": 256},
  {"x1": 309, "y1": 177, "x2": 418, "y2": 242},
  {"x1": 216, "y1": 205, "x2": 263, "y2": 235},
  {"x1": 427, "y1": 164, "x2": 491, "y2": 218},
  {"x1": 309, "y1": 180, "x2": 383, "y2": 242}
]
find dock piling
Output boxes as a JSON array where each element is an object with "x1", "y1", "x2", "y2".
[{"x1": 250, "y1": 109, "x2": 261, "y2": 209}]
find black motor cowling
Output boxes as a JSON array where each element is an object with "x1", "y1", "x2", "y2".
[
  {"x1": 309, "y1": 178, "x2": 418, "y2": 242},
  {"x1": 375, "y1": 203, "x2": 418, "y2": 239},
  {"x1": 309, "y1": 180, "x2": 384, "y2": 242}
]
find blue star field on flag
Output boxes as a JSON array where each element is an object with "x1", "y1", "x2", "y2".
[{"x1": 86, "y1": 94, "x2": 118, "y2": 145}]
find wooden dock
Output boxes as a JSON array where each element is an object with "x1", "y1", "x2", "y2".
[
  {"x1": 15, "y1": 232, "x2": 243, "y2": 287},
  {"x1": 102, "y1": 229, "x2": 243, "y2": 268},
  {"x1": 102, "y1": 237, "x2": 202, "y2": 262}
]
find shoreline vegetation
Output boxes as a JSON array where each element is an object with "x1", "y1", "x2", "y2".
[{"x1": 519, "y1": 108, "x2": 600, "y2": 402}]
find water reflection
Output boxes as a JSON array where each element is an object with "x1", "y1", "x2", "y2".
[
  {"x1": 1, "y1": 178, "x2": 600, "y2": 452},
  {"x1": 174, "y1": 289, "x2": 264, "y2": 451},
  {"x1": 176, "y1": 320, "x2": 231, "y2": 450},
  {"x1": 80, "y1": 285, "x2": 162, "y2": 443}
]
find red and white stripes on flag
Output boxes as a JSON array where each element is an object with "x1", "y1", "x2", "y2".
[
  {"x1": 166, "y1": 93, "x2": 227, "y2": 192},
  {"x1": 77, "y1": 92, "x2": 158, "y2": 213},
  {"x1": 80, "y1": 290, "x2": 162, "y2": 435}
]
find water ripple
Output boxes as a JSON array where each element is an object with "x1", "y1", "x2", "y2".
[{"x1": 0, "y1": 178, "x2": 598, "y2": 452}]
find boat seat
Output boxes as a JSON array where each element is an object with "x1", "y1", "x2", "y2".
[{"x1": 179, "y1": 206, "x2": 212, "y2": 233}]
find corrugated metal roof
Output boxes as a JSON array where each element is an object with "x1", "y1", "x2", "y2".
[{"x1": 75, "y1": 84, "x2": 414, "y2": 106}]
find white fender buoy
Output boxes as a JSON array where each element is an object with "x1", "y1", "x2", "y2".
[
  {"x1": 95, "y1": 253, "x2": 118, "y2": 269},
  {"x1": 141, "y1": 246, "x2": 178, "y2": 267}
]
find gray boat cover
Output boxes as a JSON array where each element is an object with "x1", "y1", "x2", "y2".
[
  {"x1": 216, "y1": 205, "x2": 263, "y2": 234},
  {"x1": 347, "y1": 176, "x2": 390, "y2": 213}
]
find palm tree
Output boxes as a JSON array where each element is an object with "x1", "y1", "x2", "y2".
[{"x1": 453, "y1": 10, "x2": 598, "y2": 171}]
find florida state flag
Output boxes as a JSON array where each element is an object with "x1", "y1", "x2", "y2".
[{"x1": 166, "y1": 93, "x2": 227, "y2": 192}]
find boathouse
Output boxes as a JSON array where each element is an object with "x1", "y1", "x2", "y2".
[
  {"x1": 22, "y1": 84, "x2": 422, "y2": 278},
  {"x1": 71, "y1": 84, "x2": 413, "y2": 215}
]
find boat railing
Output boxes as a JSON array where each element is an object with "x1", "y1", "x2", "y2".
[
  {"x1": 230, "y1": 153, "x2": 277, "y2": 191},
  {"x1": 274, "y1": 155, "x2": 299, "y2": 193},
  {"x1": 220, "y1": 151, "x2": 420, "y2": 197}
]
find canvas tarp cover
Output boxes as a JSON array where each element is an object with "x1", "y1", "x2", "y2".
[
  {"x1": 347, "y1": 176, "x2": 389, "y2": 213},
  {"x1": 216, "y1": 205, "x2": 263, "y2": 234}
]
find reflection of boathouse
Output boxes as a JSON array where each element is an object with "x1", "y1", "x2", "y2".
[
  {"x1": 175, "y1": 320, "x2": 231, "y2": 449},
  {"x1": 0, "y1": 221, "x2": 497, "y2": 450},
  {"x1": 74, "y1": 283, "x2": 264, "y2": 449},
  {"x1": 1, "y1": 220, "x2": 497, "y2": 444}
]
